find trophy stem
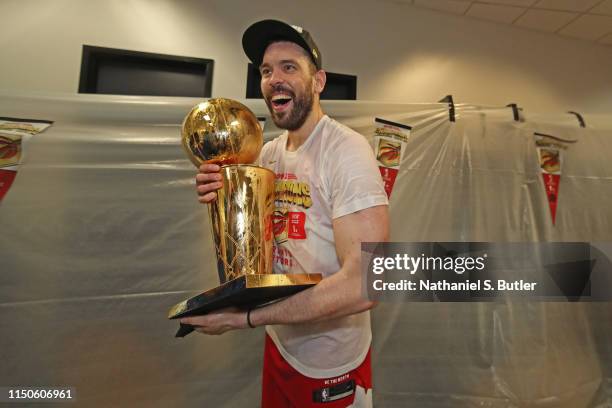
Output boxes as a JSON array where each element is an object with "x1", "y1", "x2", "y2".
[{"x1": 209, "y1": 164, "x2": 275, "y2": 284}]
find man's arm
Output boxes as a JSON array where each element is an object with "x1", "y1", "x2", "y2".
[
  {"x1": 251, "y1": 204, "x2": 388, "y2": 325},
  {"x1": 180, "y1": 204, "x2": 389, "y2": 334}
]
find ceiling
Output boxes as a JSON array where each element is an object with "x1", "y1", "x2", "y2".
[{"x1": 389, "y1": 0, "x2": 612, "y2": 46}]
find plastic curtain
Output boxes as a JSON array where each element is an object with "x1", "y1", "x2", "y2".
[{"x1": 0, "y1": 94, "x2": 610, "y2": 407}]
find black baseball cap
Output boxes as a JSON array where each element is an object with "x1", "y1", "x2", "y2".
[{"x1": 242, "y1": 19, "x2": 322, "y2": 70}]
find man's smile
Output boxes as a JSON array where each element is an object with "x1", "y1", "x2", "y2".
[{"x1": 270, "y1": 93, "x2": 294, "y2": 113}]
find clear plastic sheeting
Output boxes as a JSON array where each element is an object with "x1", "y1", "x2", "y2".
[{"x1": 0, "y1": 92, "x2": 610, "y2": 407}]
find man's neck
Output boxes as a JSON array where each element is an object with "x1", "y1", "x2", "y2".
[{"x1": 286, "y1": 104, "x2": 324, "y2": 152}]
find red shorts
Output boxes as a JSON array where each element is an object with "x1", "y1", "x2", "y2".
[{"x1": 262, "y1": 334, "x2": 372, "y2": 407}]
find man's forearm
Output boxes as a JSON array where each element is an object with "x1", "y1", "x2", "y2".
[{"x1": 248, "y1": 258, "x2": 374, "y2": 327}]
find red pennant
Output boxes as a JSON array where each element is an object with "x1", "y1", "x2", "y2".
[
  {"x1": 379, "y1": 167, "x2": 398, "y2": 198},
  {"x1": 542, "y1": 173, "x2": 561, "y2": 224},
  {"x1": 0, "y1": 169, "x2": 17, "y2": 201}
]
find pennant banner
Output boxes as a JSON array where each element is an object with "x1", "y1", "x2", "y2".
[
  {"x1": 534, "y1": 132, "x2": 576, "y2": 225},
  {"x1": 0, "y1": 117, "x2": 53, "y2": 201},
  {"x1": 373, "y1": 118, "x2": 411, "y2": 198}
]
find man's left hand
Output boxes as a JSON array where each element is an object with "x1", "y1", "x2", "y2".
[{"x1": 179, "y1": 307, "x2": 249, "y2": 335}]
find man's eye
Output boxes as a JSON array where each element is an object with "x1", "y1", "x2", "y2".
[
  {"x1": 260, "y1": 69, "x2": 271, "y2": 76},
  {"x1": 284, "y1": 64, "x2": 296, "y2": 71}
]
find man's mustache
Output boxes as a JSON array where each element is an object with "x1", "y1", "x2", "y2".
[{"x1": 265, "y1": 85, "x2": 295, "y2": 99}]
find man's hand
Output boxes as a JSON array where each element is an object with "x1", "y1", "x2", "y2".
[
  {"x1": 179, "y1": 307, "x2": 249, "y2": 335},
  {"x1": 196, "y1": 163, "x2": 223, "y2": 204}
]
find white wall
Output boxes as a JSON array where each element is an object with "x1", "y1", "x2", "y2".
[{"x1": 1, "y1": 0, "x2": 611, "y2": 114}]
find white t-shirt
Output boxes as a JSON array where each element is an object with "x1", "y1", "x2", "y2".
[{"x1": 259, "y1": 115, "x2": 389, "y2": 378}]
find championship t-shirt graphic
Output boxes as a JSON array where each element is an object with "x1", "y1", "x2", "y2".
[{"x1": 272, "y1": 172, "x2": 311, "y2": 270}]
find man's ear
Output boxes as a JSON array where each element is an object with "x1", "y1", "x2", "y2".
[{"x1": 314, "y1": 70, "x2": 326, "y2": 95}]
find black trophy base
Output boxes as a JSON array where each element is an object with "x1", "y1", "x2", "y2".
[{"x1": 168, "y1": 273, "x2": 322, "y2": 337}]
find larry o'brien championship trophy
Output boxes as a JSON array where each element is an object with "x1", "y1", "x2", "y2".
[{"x1": 168, "y1": 98, "x2": 321, "y2": 337}]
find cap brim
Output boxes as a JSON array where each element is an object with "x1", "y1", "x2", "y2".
[{"x1": 242, "y1": 19, "x2": 316, "y2": 68}]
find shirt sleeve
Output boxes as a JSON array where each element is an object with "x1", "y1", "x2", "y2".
[{"x1": 328, "y1": 131, "x2": 389, "y2": 219}]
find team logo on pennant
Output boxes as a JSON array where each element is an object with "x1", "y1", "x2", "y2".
[{"x1": 0, "y1": 134, "x2": 22, "y2": 168}]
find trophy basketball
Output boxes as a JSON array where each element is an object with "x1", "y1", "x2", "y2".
[{"x1": 168, "y1": 98, "x2": 321, "y2": 337}]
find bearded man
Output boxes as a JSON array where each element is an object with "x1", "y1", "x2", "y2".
[{"x1": 181, "y1": 20, "x2": 389, "y2": 408}]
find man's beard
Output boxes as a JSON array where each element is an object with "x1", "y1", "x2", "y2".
[{"x1": 265, "y1": 85, "x2": 314, "y2": 131}]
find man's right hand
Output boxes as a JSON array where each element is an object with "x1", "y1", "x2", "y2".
[{"x1": 196, "y1": 163, "x2": 223, "y2": 204}]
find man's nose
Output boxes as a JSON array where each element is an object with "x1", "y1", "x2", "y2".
[{"x1": 268, "y1": 69, "x2": 285, "y2": 86}]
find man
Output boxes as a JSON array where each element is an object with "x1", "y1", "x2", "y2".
[{"x1": 181, "y1": 20, "x2": 389, "y2": 407}]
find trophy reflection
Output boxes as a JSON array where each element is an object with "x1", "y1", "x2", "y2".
[{"x1": 168, "y1": 98, "x2": 321, "y2": 337}]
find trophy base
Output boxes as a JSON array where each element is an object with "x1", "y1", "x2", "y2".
[{"x1": 168, "y1": 273, "x2": 322, "y2": 338}]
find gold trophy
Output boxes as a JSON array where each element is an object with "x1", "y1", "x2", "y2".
[{"x1": 168, "y1": 99, "x2": 321, "y2": 337}]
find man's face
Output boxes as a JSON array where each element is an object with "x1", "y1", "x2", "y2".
[{"x1": 259, "y1": 41, "x2": 317, "y2": 131}]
